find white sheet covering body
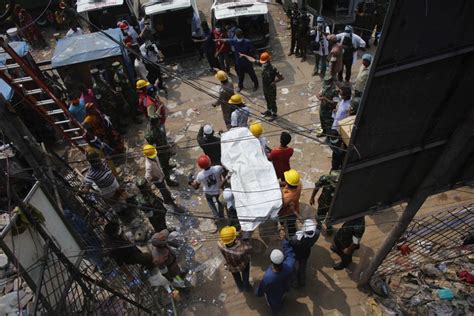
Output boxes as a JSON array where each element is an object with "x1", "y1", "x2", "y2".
[{"x1": 221, "y1": 127, "x2": 282, "y2": 231}]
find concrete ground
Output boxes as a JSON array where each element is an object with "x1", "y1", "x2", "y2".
[{"x1": 28, "y1": 2, "x2": 474, "y2": 315}]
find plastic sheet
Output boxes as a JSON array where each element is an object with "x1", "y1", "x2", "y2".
[{"x1": 221, "y1": 127, "x2": 282, "y2": 231}]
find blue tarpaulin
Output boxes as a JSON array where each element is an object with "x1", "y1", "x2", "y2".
[
  {"x1": 51, "y1": 28, "x2": 124, "y2": 68},
  {"x1": 0, "y1": 41, "x2": 29, "y2": 101}
]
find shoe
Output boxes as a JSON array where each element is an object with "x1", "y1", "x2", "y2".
[
  {"x1": 166, "y1": 179, "x2": 179, "y2": 187},
  {"x1": 236, "y1": 87, "x2": 242, "y2": 92},
  {"x1": 268, "y1": 114, "x2": 277, "y2": 122},
  {"x1": 252, "y1": 85, "x2": 259, "y2": 92},
  {"x1": 261, "y1": 110, "x2": 271, "y2": 117},
  {"x1": 288, "y1": 52, "x2": 294, "y2": 56},
  {"x1": 333, "y1": 262, "x2": 349, "y2": 270}
]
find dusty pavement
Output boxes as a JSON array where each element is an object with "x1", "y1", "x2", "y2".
[{"x1": 37, "y1": 2, "x2": 474, "y2": 315}]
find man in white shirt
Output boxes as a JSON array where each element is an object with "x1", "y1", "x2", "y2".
[
  {"x1": 335, "y1": 26, "x2": 366, "y2": 82},
  {"x1": 139, "y1": 41, "x2": 166, "y2": 92},
  {"x1": 228, "y1": 94, "x2": 250, "y2": 128},
  {"x1": 331, "y1": 84, "x2": 352, "y2": 131},
  {"x1": 190, "y1": 155, "x2": 225, "y2": 221},
  {"x1": 312, "y1": 16, "x2": 330, "y2": 77}
]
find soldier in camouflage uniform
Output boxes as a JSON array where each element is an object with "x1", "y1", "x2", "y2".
[
  {"x1": 135, "y1": 177, "x2": 169, "y2": 233},
  {"x1": 349, "y1": 96, "x2": 361, "y2": 116},
  {"x1": 111, "y1": 61, "x2": 141, "y2": 124},
  {"x1": 309, "y1": 170, "x2": 339, "y2": 235},
  {"x1": 90, "y1": 68, "x2": 125, "y2": 131},
  {"x1": 145, "y1": 119, "x2": 178, "y2": 187},
  {"x1": 317, "y1": 75, "x2": 339, "y2": 136}
]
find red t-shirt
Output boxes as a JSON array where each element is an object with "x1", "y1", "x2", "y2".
[
  {"x1": 213, "y1": 29, "x2": 230, "y2": 54},
  {"x1": 268, "y1": 146, "x2": 294, "y2": 179}
]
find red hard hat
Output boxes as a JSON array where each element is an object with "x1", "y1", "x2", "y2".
[
  {"x1": 197, "y1": 154, "x2": 211, "y2": 169},
  {"x1": 117, "y1": 22, "x2": 128, "y2": 30}
]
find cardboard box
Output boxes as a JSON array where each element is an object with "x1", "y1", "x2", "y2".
[{"x1": 339, "y1": 115, "x2": 356, "y2": 146}]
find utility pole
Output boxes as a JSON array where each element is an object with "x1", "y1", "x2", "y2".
[{"x1": 359, "y1": 106, "x2": 474, "y2": 286}]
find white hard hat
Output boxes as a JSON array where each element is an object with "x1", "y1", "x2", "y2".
[
  {"x1": 270, "y1": 249, "x2": 284, "y2": 265},
  {"x1": 203, "y1": 124, "x2": 213, "y2": 135},
  {"x1": 303, "y1": 219, "x2": 317, "y2": 232}
]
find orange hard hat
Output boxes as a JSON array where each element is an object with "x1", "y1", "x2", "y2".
[
  {"x1": 259, "y1": 52, "x2": 270, "y2": 64},
  {"x1": 197, "y1": 154, "x2": 211, "y2": 169}
]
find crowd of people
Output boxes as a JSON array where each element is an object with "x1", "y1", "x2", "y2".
[{"x1": 3, "y1": 2, "x2": 381, "y2": 315}]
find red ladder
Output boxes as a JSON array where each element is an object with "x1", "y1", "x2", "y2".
[{"x1": 0, "y1": 38, "x2": 87, "y2": 152}]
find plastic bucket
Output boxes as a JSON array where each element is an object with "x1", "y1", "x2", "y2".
[{"x1": 6, "y1": 28, "x2": 21, "y2": 41}]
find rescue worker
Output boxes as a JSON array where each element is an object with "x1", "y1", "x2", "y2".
[
  {"x1": 213, "y1": 24, "x2": 232, "y2": 73},
  {"x1": 67, "y1": 91, "x2": 86, "y2": 123},
  {"x1": 143, "y1": 144, "x2": 178, "y2": 207},
  {"x1": 279, "y1": 169, "x2": 302, "y2": 237},
  {"x1": 256, "y1": 228, "x2": 295, "y2": 315},
  {"x1": 349, "y1": 96, "x2": 361, "y2": 116},
  {"x1": 297, "y1": 7, "x2": 310, "y2": 62},
  {"x1": 197, "y1": 124, "x2": 221, "y2": 165},
  {"x1": 288, "y1": 2, "x2": 300, "y2": 56},
  {"x1": 289, "y1": 219, "x2": 319, "y2": 287},
  {"x1": 239, "y1": 52, "x2": 284, "y2": 121},
  {"x1": 192, "y1": 21, "x2": 219, "y2": 72},
  {"x1": 268, "y1": 132, "x2": 294, "y2": 181},
  {"x1": 229, "y1": 94, "x2": 250, "y2": 128},
  {"x1": 309, "y1": 170, "x2": 339, "y2": 235},
  {"x1": 144, "y1": 85, "x2": 167, "y2": 123},
  {"x1": 312, "y1": 16, "x2": 330, "y2": 77},
  {"x1": 189, "y1": 155, "x2": 225, "y2": 221},
  {"x1": 330, "y1": 216, "x2": 366, "y2": 270},
  {"x1": 90, "y1": 68, "x2": 124, "y2": 131},
  {"x1": 82, "y1": 103, "x2": 125, "y2": 156},
  {"x1": 151, "y1": 229, "x2": 185, "y2": 282},
  {"x1": 317, "y1": 75, "x2": 339, "y2": 136},
  {"x1": 249, "y1": 122, "x2": 270, "y2": 155},
  {"x1": 353, "y1": 53, "x2": 373, "y2": 97},
  {"x1": 136, "y1": 79, "x2": 151, "y2": 117},
  {"x1": 212, "y1": 70, "x2": 235, "y2": 129},
  {"x1": 220, "y1": 29, "x2": 259, "y2": 92},
  {"x1": 111, "y1": 61, "x2": 140, "y2": 123},
  {"x1": 336, "y1": 26, "x2": 366, "y2": 82},
  {"x1": 218, "y1": 226, "x2": 252, "y2": 292},
  {"x1": 135, "y1": 177, "x2": 169, "y2": 233},
  {"x1": 221, "y1": 188, "x2": 240, "y2": 230},
  {"x1": 145, "y1": 116, "x2": 178, "y2": 187},
  {"x1": 81, "y1": 152, "x2": 120, "y2": 199}
]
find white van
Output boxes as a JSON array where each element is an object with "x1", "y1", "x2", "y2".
[
  {"x1": 76, "y1": 0, "x2": 135, "y2": 29},
  {"x1": 134, "y1": 0, "x2": 202, "y2": 55},
  {"x1": 211, "y1": 0, "x2": 270, "y2": 47}
]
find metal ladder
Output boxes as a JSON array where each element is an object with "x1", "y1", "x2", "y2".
[{"x1": 0, "y1": 38, "x2": 87, "y2": 152}]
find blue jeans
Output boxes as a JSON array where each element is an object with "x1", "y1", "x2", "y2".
[{"x1": 205, "y1": 194, "x2": 224, "y2": 218}]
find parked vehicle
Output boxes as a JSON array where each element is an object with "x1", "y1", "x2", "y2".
[
  {"x1": 76, "y1": 0, "x2": 136, "y2": 30},
  {"x1": 211, "y1": 0, "x2": 269, "y2": 47}
]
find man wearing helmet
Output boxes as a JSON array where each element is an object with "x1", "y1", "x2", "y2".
[
  {"x1": 239, "y1": 52, "x2": 284, "y2": 121},
  {"x1": 212, "y1": 71, "x2": 235, "y2": 129},
  {"x1": 143, "y1": 144, "x2": 176, "y2": 205},
  {"x1": 189, "y1": 155, "x2": 225, "y2": 222},
  {"x1": 197, "y1": 124, "x2": 221, "y2": 165}
]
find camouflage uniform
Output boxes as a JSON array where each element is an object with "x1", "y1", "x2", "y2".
[
  {"x1": 319, "y1": 75, "x2": 339, "y2": 134},
  {"x1": 261, "y1": 62, "x2": 282, "y2": 116},
  {"x1": 314, "y1": 172, "x2": 338, "y2": 232},
  {"x1": 91, "y1": 70, "x2": 123, "y2": 129},
  {"x1": 111, "y1": 62, "x2": 140, "y2": 121},
  {"x1": 135, "y1": 178, "x2": 168, "y2": 233}
]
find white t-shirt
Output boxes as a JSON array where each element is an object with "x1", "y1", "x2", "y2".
[
  {"x1": 230, "y1": 106, "x2": 250, "y2": 128},
  {"x1": 196, "y1": 165, "x2": 224, "y2": 195},
  {"x1": 332, "y1": 99, "x2": 351, "y2": 131}
]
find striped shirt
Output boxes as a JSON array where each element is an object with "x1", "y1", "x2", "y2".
[{"x1": 84, "y1": 163, "x2": 116, "y2": 189}]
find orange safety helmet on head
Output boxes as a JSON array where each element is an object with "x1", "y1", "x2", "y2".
[
  {"x1": 197, "y1": 154, "x2": 211, "y2": 169},
  {"x1": 259, "y1": 52, "x2": 270, "y2": 64}
]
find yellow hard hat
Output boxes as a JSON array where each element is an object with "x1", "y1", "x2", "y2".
[
  {"x1": 284, "y1": 169, "x2": 300, "y2": 186},
  {"x1": 249, "y1": 122, "x2": 263, "y2": 137},
  {"x1": 136, "y1": 79, "x2": 150, "y2": 89},
  {"x1": 219, "y1": 226, "x2": 237, "y2": 245},
  {"x1": 143, "y1": 144, "x2": 157, "y2": 159},
  {"x1": 215, "y1": 70, "x2": 228, "y2": 81},
  {"x1": 228, "y1": 94, "x2": 243, "y2": 104}
]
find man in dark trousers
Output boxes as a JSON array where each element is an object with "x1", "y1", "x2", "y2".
[
  {"x1": 309, "y1": 171, "x2": 339, "y2": 235},
  {"x1": 297, "y1": 7, "x2": 310, "y2": 62},
  {"x1": 239, "y1": 52, "x2": 284, "y2": 121},
  {"x1": 221, "y1": 29, "x2": 259, "y2": 92},
  {"x1": 288, "y1": 2, "x2": 300, "y2": 56},
  {"x1": 290, "y1": 219, "x2": 319, "y2": 287},
  {"x1": 197, "y1": 124, "x2": 221, "y2": 165},
  {"x1": 331, "y1": 216, "x2": 366, "y2": 270}
]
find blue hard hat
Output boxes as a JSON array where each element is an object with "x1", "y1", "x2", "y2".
[
  {"x1": 362, "y1": 53, "x2": 373, "y2": 63},
  {"x1": 146, "y1": 85, "x2": 157, "y2": 95}
]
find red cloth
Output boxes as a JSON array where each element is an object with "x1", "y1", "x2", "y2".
[
  {"x1": 459, "y1": 271, "x2": 474, "y2": 284},
  {"x1": 137, "y1": 91, "x2": 148, "y2": 117},
  {"x1": 268, "y1": 146, "x2": 294, "y2": 180},
  {"x1": 213, "y1": 29, "x2": 230, "y2": 54},
  {"x1": 144, "y1": 95, "x2": 166, "y2": 125}
]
